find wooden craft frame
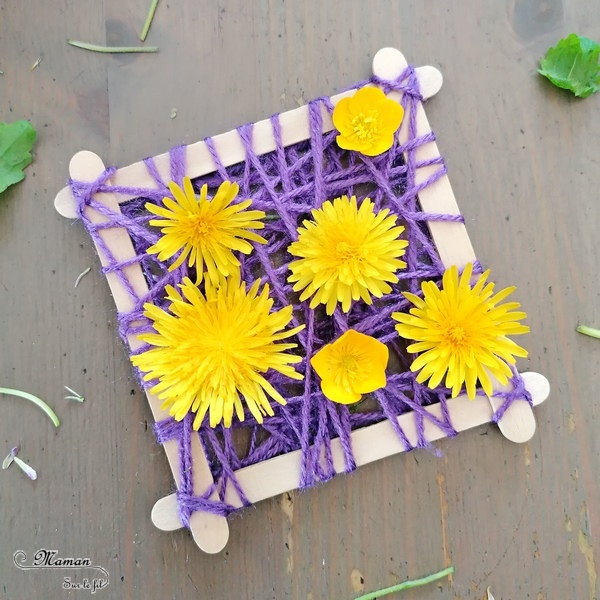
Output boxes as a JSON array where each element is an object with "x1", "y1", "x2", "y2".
[{"x1": 55, "y1": 48, "x2": 550, "y2": 554}]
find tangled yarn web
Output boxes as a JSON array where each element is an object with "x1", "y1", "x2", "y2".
[{"x1": 70, "y1": 66, "x2": 531, "y2": 524}]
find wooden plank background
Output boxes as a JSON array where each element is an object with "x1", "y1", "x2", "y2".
[{"x1": 0, "y1": 1, "x2": 598, "y2": 598}]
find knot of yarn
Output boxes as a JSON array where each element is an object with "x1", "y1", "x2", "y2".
[
  {"x1": 371, "y1": 65, "x2": 423, "y2": 101},
  {"x1": 491, "y1": 370, "x2": 533, "y2": 423},
  {"x1": 176, "y1": 491, "x2": 237, "y2": 528},
  {"x1": 69, "y1": 166, "x2": 118, "y2": 218}
]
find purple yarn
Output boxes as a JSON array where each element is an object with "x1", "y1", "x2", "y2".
[
  {"x1": 69, "y1": 66, "x2": 530, "y2": 525},
  {"x1": 491, "y1": 365, "x2": 533, "y2": 423}
]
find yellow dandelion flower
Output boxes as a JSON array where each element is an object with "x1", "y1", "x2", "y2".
[
  {"x1": 311, "y1": 329, "x2": 389, "y2": 404},
  {"x1": 132, "y1": 276, "x2": 305, "y2": 429},
  {"x1": 146, "y1": 177, "x2": 267, "y2": 284},
  {"x1": 393, "y1": 263, "x2": 530, "y2": 399},
  {"x1": 288, "y1": 195, "x2": 408, "y2": 315},
  {"x1": 332, "y1": 86, "x2": 404, "y2": 156}
]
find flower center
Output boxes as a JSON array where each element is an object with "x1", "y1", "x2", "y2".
[
  {"x1": 189, "y1": 215, "x2": 213, "y2": 238},
  {"x1": 351, "y1": 110, "x2": 380, "y2": 140},
  {"x1": 342, "y1": 355, "x2": 358, "y2": 371},
  {"x1": 335, "y1": 241, "x2": 360, "y2": 262},
  {"x1": 341, "y1": 354, "x2": 359, "y2": 373},
  {"x1": 447, "y1": 324, "x2": 467, "y2": 345}
]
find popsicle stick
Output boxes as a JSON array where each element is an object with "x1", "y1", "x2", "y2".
[
  {"x1": 372, "y1": 48, "x2": 537, "y2": 443},
  {"x1": 69, "y1": 151, "x2": 229, "y2": 553},
  {"x1": 373, "y1": 48, "x2": 476, "y2": 268},
  {"x1": 189, "y1": 431, "x2": 230, "y2": 553},
  {"x1": 69, "y1": 151, "x2": 151, "y2": 314},
  {"x1": 152, "y1": 371, "x2": 550, "y2": 531},
  {"x1": 54, "y1": 64, "x2": 443, "y2": 219},
  {"x1": 486, "y1": 373, "x2": 538, "y2": 443}
]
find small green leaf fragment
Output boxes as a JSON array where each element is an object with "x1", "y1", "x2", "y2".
[
  {"x1": 354, "y1": 566, "x2": 454, "y2": 600},
  {"x1": 67, "y1": 40, "x2": 159, "y2": 53},
  {"x1": 140, "y1": 0, "x2": 160, "y2": 41},
  {"x1": 64, "y1": 386, "x2": 85, "y2": 402},
  {"x1": 577, "y1": 325, "x2": 600, "y2": 339},
  {"x1": 0, "y1": 120, "x2": 36, "y2": 194},
  {"x1": 0, "y1": 387, "x2": 60, "y2": 426},
  {"x1": 539, "y1": 34, "x2": 600, "y2": 98}
]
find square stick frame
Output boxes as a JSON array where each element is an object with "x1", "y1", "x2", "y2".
[{"x1": 55, "y1": 48, "x2": 549, "y2": 554}]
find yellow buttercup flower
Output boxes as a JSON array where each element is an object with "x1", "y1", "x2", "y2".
[
  {"x1": 288, "y1": 195, "x2": 408, "y2": 315},
  {"x1": 132, "y1": 276, "x2": 305, "y2": 429},
  {"x1": 332, "y1": 86, "x2": 404, "y2": 156},
  {"x1": 146, "y1": 177, "x2": 267, "y2": 284},
  {"x1": 311, "y1": 329, "x2": 389, "y2": 404},
  {"x1": 393, "y1": 263, "x2": 529, "y2": 399}
]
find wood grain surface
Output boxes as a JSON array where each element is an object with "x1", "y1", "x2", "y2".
[{"x1": 0, "y1": 1, "x2": 598, "y2": 599}]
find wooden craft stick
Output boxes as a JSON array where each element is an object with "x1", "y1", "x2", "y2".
[
  {"x1": 54, "y1": 65, "x2": 443, "y2": 219},
  {"x1": 372, "y1": 48, "x2": 536, "y2": 443},
  {"x1": 486, "y1": 372, "x2": 538, "y2": 443},
  {"x1": 152, "y1": 371, "x2": 549, "y2": 532},
  {"x1": 69, "y1": 151, "x2": 229, "y2": 553},
  {"x1": 374, "y1": 48, "x2": 476, "y2": 267}
]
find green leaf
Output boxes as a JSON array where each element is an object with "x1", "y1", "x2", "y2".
[
  {"x1": 539, "y1": 34, "x2": 600, "y2": 98},
  {"x1": 0, "y1": 120, "x2": 36, "y2": 194}
]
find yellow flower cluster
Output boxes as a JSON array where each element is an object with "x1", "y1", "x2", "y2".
[
  {"x1": 310, "y1": 263, "x2": 528, "y2": 405},
  {"x1": 136, "y1": 178, "x2": 305, "y2": 429},
  {"x1": 133, "y1": 87, "x2": 530, "y2": 424}
]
